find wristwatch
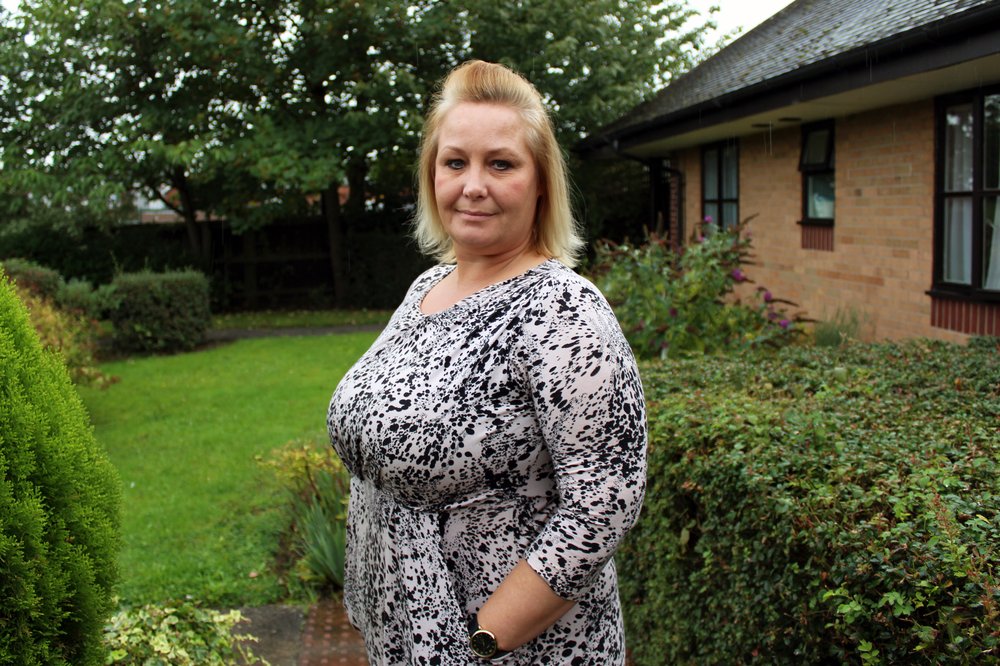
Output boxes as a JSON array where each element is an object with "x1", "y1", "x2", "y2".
[{"x1": 468, "y1": 615, "x2": 510, "y2": 660}]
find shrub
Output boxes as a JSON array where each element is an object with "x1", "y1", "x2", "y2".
[
  {"x1": 103, "y1": 601, "x2": 268, "y2": 665},
  {"x1": 0, "y1": 256, "x2": 63, "y2": 298},
  {"x1": 260, "y1": 440, "x2": 350, "y2": 595},
  {"x1": 6, "y1": 273, "x2": 114, "y2": 388},
  {"x1": 54, "y1": 277, "x2": 118, "y2": 321},
  {"x1": 0, "y1": 274, "x2": 122, "y2": 665},
  {"x1": 591, "y1": 218, "x2": 803, "y2": 359},
  {"x1": 621, "y1": 340, "x2": 1000, "y2": 665},
  {"x1": 108, "y1": 270, "x2": 211, "y2": 354}
]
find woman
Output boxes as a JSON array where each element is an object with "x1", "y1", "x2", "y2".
[{"x1": 327, "y1": 60, "x2": 646, "y2": 665}]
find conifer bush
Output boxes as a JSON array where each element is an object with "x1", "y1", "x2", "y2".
[{"x1": 0, "y1": 274, "x2": 122, "y2": 665}]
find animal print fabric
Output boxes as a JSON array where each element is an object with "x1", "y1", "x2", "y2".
[{"x1": 327, "y1": 259, "x2": 647, "y2": 665}]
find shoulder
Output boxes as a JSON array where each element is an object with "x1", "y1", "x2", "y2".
[{"x1": 520, "y1": 260, "x2": 626, "y2": 348}]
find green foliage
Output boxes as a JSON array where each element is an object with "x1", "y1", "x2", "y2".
[
  {"x1": 0, "y1": 274, "x2": 122, "y2": 665},
  {"x1": 261, "y1": 440, "x2": 350, "y2": 594},
  {"x1": 76, "y1": 332, "x2": 378, "y2": 606},
  {"x1": 7, "y1": 273, "x2": 114, "y2": 387},
  {"x1": 0, "y1": 256, "x2": 62, "y2": 297},
  {"x1": 108, "y1": 270, "x2": 210, "y2": 354},
  {"x1": 591, "y1": 221, "x2": 802, "y2": 359},
  {"x1": 621, "y1": 341, "x2": 1000, "y2": 665},
  {"x1": 103, "y1": 601, "x2": 268, "y2": 666},
  {"x1": 56, "y1": 277, "x2": 118, "y2": 321},
  {"x1": 0, "y1": 0, "x2": 713, "y2": 245}
]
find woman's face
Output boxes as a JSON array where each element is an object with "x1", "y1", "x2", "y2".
[{"x1": 433, "y1": 102, "x2": 541, "y2": 261}]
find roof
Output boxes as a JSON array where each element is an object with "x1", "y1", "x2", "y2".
[{"x1": 581, "y1": 0, "x2": 1000, "y2": 156}]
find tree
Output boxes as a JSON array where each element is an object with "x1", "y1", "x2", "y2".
[{"x1": 0, "y1": 0, "x2": 714, "y2": 303}]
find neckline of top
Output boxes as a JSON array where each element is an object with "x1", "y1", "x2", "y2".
[{"x1": 415, "y1": 258, "x2": 559, "y2": 320}]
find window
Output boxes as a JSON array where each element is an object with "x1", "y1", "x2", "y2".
[
  {"x1": 935, "y1": 90, "x2": 1000, "y2": 298},
  {"x1": 800, "y1": 121, "x2": 835, "y2": 224},
  {"x1": 701, "y1": 142, "x2": 738, "y2": 230}
]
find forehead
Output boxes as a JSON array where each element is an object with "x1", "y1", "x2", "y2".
[{"x1": 436, "y1": 102, "x2": 531, "y2": 152}]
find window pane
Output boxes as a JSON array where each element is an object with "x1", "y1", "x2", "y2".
[
  {"x1": 722, "y1": 203, "x2": 739, "y2": 229},
  {"x1": 984, "y1": 197, "x2": 1000, "y2": 291},
  {"x1": 703, "y1": 149, "x2": 718, "y2": 199},
  {"x1": 945, "y1": 103, "x2": 974, "y2": 193},
  {"x1": 986, "y1": 95, "x2": 1000, "y2": 191},
  {"x1": 703, "y1": 203, "x2": 719, "y2": 229},
  {"x1": 722, "y1": 145, "x2": 738, "y2": 198},
  {"x1": 803, "y1": 128, "x2": 831, "y2": 166},
  {"x1": 943, "y1": 197, "x2": 972, "y2": 285},
  {"x1": 807, "y1": 173, "x2": 835, "y2": 219}
]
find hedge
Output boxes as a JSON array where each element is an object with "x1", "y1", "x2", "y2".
[
  {"x1": 0, "y1": 274, "x2": 122, "y2": 665},
  {"x1": 622, "y1": 339, "x2": 999, "y2": 665},
  {"x1": 108, "y1": 270, "x2": 211, "y2": 354}
]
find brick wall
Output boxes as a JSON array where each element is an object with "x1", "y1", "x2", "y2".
[{"x1": 674, "y1": 100, "x2": 970, "y2": 343}]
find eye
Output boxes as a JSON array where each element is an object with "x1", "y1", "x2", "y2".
[
  {"x1": 491, "y1": 160, "x2": 513, "y2": 171},
  {"x1": 443, "y1": 158, "x2": 464, "y2": 170}
]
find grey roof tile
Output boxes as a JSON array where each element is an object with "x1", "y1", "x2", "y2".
[{"x1": 601, "y1": 0, "x2": 999, "y2": 136}]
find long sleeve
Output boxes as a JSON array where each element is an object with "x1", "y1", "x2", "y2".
[{"x1": 513, "y1": 278, "x2": 647, "y2": 600}]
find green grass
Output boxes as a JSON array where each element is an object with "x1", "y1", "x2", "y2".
[
  {"x1": 212, "y1": 308, "x2": 392, "y2": 331},
  {"x1": 76, "y1": 332, "x2": 378, "y2": 607}
]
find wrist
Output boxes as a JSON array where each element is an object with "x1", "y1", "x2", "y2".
[{"x1": 468, "y1": 615, "x2": 510, "y2": 660}]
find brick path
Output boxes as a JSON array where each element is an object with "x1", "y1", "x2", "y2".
[{"x1": 298, "y1": 598, "x2": 369, "y2": 666}]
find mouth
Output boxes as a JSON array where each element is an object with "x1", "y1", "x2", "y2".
[{"x1": 457, "y1": 209, "x2": 495, "y2": 219}]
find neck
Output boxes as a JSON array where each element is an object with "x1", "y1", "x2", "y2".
[{"x1": 452, "y1": 246, "x2": 548, "y2": 291}]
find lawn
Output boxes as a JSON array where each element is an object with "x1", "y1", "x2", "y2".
[
  {"x1": 76, "y1": 331, "x2": 378, "y2": 607},
  {"x1": 212, "y1": 308, "x2": 392, "y2": 331}
]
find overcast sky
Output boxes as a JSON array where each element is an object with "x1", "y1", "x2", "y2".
[{"x1": 690, "y1": 0, "x2": 795, "y2": 41}]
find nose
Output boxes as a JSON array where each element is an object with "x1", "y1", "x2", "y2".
[{"x1": 462, "y1": 165, "x2": 487, "y2": 199}]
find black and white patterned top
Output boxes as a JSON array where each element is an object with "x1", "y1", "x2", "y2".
[{"x1": 327, "y1": 259, "x2": 647, "y2": 665}]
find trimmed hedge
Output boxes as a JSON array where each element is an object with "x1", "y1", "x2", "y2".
[
  {"x1": 0, "y1": 257, "x2": 63, "y2": 298},
  {"x1": 108, "y1": 270, "x2": 211, "y2": 354},
  {"x1": 622, "y1": 340, "x2": 1000, "y2": 665},
  {"x1": 0, "y1": 274, "x2": 122, "y2": 665}
]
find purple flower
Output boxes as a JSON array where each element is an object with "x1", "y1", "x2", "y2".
[
  {"x1": 669, "y1": 308, "x2": 678, "y2": 318},
  {"x1": 763, "y1": 290, "x2": 773, "y2": 302},
  {"x1": 703, "y1": 215, "x2": 713, "y2": 224},
  {"x1": 779, "y1": 319, "x2": 790, "y2": 329},
  {"x1": 731, "y1": 268, "x2": 746, "y2": 282},
  {"x1": 768, "y1": 311, "x2": 779, "y2": 321}
]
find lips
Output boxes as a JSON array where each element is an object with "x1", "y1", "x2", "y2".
[{"x1": 457, "y1": 209, "x2": 495, "y2": 218}]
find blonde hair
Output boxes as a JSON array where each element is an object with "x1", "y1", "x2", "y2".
[{"x1": 413, "y1": 60, "x2": 584, "y2": 267}]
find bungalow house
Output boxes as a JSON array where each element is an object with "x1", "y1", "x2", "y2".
[{"x1": 579, "y1": 0, "x2": 1000, "y2": 342}]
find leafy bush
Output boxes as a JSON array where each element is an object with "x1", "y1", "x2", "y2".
[
  {"x1": 261, "y1": 440, "x2": 350, "y2": 595},
  {"x1": 5, "y1": 272, "x2": 114, "y2": 387},
  {"x1": 108, "y1": 270, "x2": 211, "y2": 354},
  {"x1": 591, "y1": 219, "x2": 803, "y2": 359},
  {"x1": 0, "y1": 274, "x2": 122, "y2": 665},
  {"x1": 103, "y1": 601, "x2": 268, "y2": 665},
  {"x1": 55, "y1": 277, "x2": 118, "y2": 321},
  {"x1": 0, "y1": 256, "x2": 63, "y2": 298},
  {"x1": 621, "y1": 340, "x2": 1000, "y2": 665}
]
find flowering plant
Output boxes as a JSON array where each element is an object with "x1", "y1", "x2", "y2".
[{"x1": 591, "y1": 216, "x2": 805, "y2": 359}]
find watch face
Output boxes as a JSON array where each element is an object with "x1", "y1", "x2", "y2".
[{"x1": 469, "y1": 629, "x2": 498, "y2": 658}]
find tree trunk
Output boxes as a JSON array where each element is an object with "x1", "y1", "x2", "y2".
[
  {"x1": 171, "y1": 167, "x2": 208, "y2": 267},
  {"x1": 323, "y1": 183, "x2": 347, "y2": 306}
]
